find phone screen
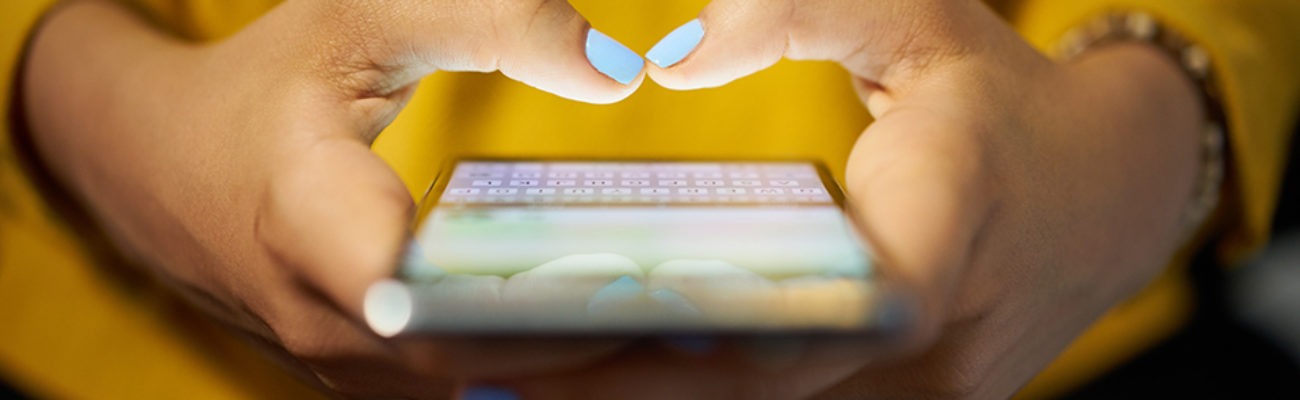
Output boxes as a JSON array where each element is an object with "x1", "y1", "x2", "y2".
[{"x1": 365, "y1": 160, "x2": 890, "y2": 336}]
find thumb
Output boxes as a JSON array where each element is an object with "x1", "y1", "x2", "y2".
[
  {"x1": 294, "y1": 0, "x2": 648, "y2": 104},
  {"x1": 642, "y1": 0, "x2": 997, "y2": 93},
  {"x1": 844, "y1": 91, "x2": 995, "y2": 346},
  {"x1": 257, "y1": 136, "x2": 413, "y2": 318}
]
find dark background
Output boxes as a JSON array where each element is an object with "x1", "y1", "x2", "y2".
[{"x1": 1065, "y1": 120, "x2": 1300, "y2": 398}]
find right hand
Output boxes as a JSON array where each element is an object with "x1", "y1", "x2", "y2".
[{"x1": 22, "y1": 0, "x2": 646, "y2": 397}]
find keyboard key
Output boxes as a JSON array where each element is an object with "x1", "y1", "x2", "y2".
[
  {"x1": 446, "y1": 161, "x2": 836, "y2": 206},
  {"x1": 768, "y1": 173, "x2": 815, "y2": 180}
]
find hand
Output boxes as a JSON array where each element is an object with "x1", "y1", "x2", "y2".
[
  {"x1": 21, "y1": 0, "x2": 650, "y2": 397},
  {"x1": 489, "y1": 0, "x2": 1205, "y2": 398}
]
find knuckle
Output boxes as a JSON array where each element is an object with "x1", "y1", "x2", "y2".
[
  {"x1": 941, "y1": 365, "x2": 989, "y2": 398},
  {"x1": 304, "y1": 1, "x2": 396, "y2": 93},
  {"x1": 486, "y1": 0, "x2": 570, "y2": 56}
]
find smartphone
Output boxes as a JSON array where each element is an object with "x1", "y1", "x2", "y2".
[{"x1": 364, "y1": 159, "x2": 907, "y2": 336}]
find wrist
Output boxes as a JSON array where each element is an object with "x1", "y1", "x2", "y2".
[
  {"x1": 1058, "y1": 12, "x2": 1226, "y2": 240},
  {"x1": 1056, "y1": 41, "x2": 1208, "y2": 254},
  {"x1": 1077, "y1": 41, "x2": 1205, "y2": 127}
]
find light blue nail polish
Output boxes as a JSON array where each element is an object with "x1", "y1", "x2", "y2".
[
  {"x1": 463, "y1": 386, "x2": 519, "y2": 400},
  {"x1": 871, "y1": 295, "x2": 916, "y2": 334},
  {"x1": 587, "y1": 275, "x2": 644, "y2": 313},
  {"x1": 586, "y1": 29, "x2": 644, "y2": 85},
  {"x1": 646, "y1": 19, "x2": 704, "y2": 68},
  {"x1": 400, "y1": 240, "x2": 446, "y2": 280},
  {"x1": 648, "y1": 288, "x2": 701, "y2": 317}
]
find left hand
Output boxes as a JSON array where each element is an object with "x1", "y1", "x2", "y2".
[{"x1": 475, "y1": 0, "x2": 1205, "y2": 398}]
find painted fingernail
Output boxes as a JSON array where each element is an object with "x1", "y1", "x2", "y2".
[
  {"x1": 463, "y1": 386, "x2": 519, "y2": 400},
  {"x1": 400, "y1": 240, "x2": 445, "y2": 280},
  {"x1": 871, "y1": 294, "x2": 916, "y2": 334},
  {"x1": 586, "y1": 28, "x2": 644, "y2": 85},
  {"x1": 587, "y1": 275, "x2": 644, "y2": 314},
  {"x1": 648, "y1": 288, "x2": 701, "y2": 317},
  {"x1": 646, "y1": 19, "x2": 704, "y2": 68}
]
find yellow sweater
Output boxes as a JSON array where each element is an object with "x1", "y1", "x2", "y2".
[{"x1": 1, "y1": 0, "x2": 1297, "y2": 398}]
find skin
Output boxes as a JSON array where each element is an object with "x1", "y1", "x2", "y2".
[{"x1": 20, "y1": 0, "x2": 1203, "y2": 399}]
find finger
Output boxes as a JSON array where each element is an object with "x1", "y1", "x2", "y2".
[
  {"x1": 644, "y1": 0, "x2": 995, "y2": 92},
  {"x1": 489, "y1": 1, "x2": 647, "y2": 102},
  {"x1": 368, "y1": 253, "x2": 644, "y2": 377},
  {"x1": 843, "y1": 87, "x2": 995, "y2": 349},
  {"x1": 401, "y1": 336, "x2": 629, "y2": 380},
  {"x1": 248, "y1": 136, "x2": 457, "y2": 398},
  {"x1": 645, "y1": 259, "x2": 780, "y2": 322},
  {"x1": 320, "y1": 0, "x2": 646, "y2": 104},
  {"x1": 371, "y1": 253, "x2": 647, "y2": 334},
  {"x1": 645, "y1": 261, "x2": 901, "y2": 339},
  {"x1": 488, "y1": 335, "x2": 888, "y2": 400},
  {"x1": 254, "y1": 294, "x2": 457, "y2": 399},
  {"x1": 503, "y1": 253, "x2": 646, "y2": 315},
  {"x1": 257, "y1": 137, "x2": 413, "y2": 318}
]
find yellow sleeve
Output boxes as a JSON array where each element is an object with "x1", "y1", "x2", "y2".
[
  {"x1": 1005, "y1": 0, "x2": 1300, "y2": 263},
  {"x1": 0, "y1": 1, "x2": 58, "y2": 156}
]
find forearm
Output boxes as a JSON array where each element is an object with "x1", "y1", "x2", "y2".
[
  {"x1": 22, "y1": 0, "x2": 198, "y2": 197},
  {"x1": 19, "y1": 0, "x2": 234, "y2": 284}
]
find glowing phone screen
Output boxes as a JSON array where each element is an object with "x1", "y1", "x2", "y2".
[{"x1": 367, "y1": 160, "x2": 884, "y2": 335}]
